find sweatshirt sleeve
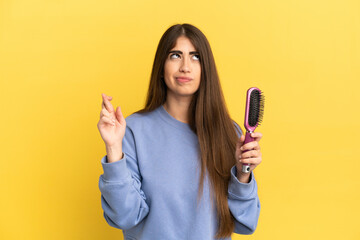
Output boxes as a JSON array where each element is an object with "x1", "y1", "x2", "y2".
[
  {"x1": 229, "y1": 120, "x2": 260, "y2": 234},
  {"x1": 98, "y1": 126, "x2": 149, "y2": 230},
  {"x1": 228, "y1": 166, "x2": 261, "y2": 235}
]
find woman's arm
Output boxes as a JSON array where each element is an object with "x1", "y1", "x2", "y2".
[
  {"x1": 228, "y1": 167, "x2": 261, "y2": 234},
  {"x1": 98, "y1": 127, "x2": 150, "y2": 230},
  {"x1": 230, "y1": 121, "x2": 261, "y2": 234}
]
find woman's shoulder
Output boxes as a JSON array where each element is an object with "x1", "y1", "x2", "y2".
[
  {"x1": 125, "y1": 107, "x2": 162, "y2": 128},
  {"x1": 232, "y1": 120, "x2": 243, "y2": 137}
]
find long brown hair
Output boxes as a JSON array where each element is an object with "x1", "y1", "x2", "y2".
[{"x1": 136, "y1": 23, "x2": 242, "y2": 238}]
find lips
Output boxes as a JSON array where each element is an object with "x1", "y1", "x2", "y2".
[{"x1": 176, "y1": 77, "x2": 192, "y2": 82}]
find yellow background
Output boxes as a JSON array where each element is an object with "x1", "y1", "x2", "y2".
[{"x1": 1, "y1": 0, "x2": 359, "y2": 239}]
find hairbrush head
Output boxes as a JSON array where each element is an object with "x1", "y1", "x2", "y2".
[{"x1": 244, "y1": 87, "x2": 264, "y2": 132}]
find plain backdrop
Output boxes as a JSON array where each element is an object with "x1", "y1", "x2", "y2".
[{"x1": 0, "y1": 0, "x2": 359, "y2": 239}]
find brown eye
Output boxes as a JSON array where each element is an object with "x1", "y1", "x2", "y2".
[
  {"x1": 170, "y1": 53, "x2": 180, "y2": 59},
  {"x1": 192, "y1": 54, "x2": 200, "y2": 61}
]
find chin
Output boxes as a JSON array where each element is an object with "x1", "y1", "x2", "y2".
[{"x1": 179, "y1": 89, "x2": 198, "y2": 96}]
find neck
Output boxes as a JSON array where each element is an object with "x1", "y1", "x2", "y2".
[{"x1": 163, "y1": 93, "x2": 192, "y2": 124}]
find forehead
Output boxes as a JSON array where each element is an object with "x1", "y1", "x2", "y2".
[{"x1": 170, "y1": 36, "x2": 197, "y2": 51}]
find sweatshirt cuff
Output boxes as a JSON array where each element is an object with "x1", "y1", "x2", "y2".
[
  {"x1": 100, "y1": 154, "x2": 130, "y2": 182},
  {"x1": 228, "y1": 165, "x2": 256, "y2": 199}
]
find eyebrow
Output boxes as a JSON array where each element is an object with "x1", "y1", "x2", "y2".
[{"x1": 169, "y1": 50, "x2": 199, "y2": 55}]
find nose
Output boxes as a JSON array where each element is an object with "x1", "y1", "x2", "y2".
[{"x1": 179, "y1": 57, "x2": 191, "y2": 73}]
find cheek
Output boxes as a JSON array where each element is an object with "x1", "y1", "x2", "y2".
[
  {"x1": 163, "y1": 61, "x2": 169, "y2": 76},
  {"x1": 164, "y1": 60, "x2": 177, "y2": 74},
  {"x1": 195, "y1": 65, "x2": 201, "y2": 81},
  {"x1": 163, "y1": 64, "x2": 172, "y2": 87}
]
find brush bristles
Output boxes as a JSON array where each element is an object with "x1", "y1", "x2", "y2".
[
  {"x1": 257, "y1": 93, "x2": 265, "y2": 126},
  {"x1": 249, "y1": 90, "x2": 265, "y2": 127}
]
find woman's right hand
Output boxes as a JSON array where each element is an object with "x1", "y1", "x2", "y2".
[{"x1": 97, "y1": 93, "x2": 126, "y2": 161}]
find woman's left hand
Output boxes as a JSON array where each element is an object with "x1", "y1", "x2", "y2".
[{"x1": 235, "y1": 132, "x2": 263, "y2": 182}]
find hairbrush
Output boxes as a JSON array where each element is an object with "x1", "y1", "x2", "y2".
[{"x1": 242, "y1": 87, "x2": 265, "y2": 173}]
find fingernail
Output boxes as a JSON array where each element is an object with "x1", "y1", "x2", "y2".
[{"x1": 240, "y1": 147, "x2": 244, "y2": 150}]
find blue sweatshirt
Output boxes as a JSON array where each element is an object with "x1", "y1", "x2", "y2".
[{"x1": 98, "y1": 105, "x2": 260, "y2": 240}]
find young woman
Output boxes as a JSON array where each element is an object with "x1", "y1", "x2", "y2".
[{"x1": 97, "y1": 23, "x2": 262, "y2": 240}]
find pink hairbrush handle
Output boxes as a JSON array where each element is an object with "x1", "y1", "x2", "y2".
[{"x1": 241, "y1": 131, "x2": 254, "y2": 173}]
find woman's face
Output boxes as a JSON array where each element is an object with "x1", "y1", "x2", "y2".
[{"x1": 163, "y1": 36, "x2": 201, "y2": 99}]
